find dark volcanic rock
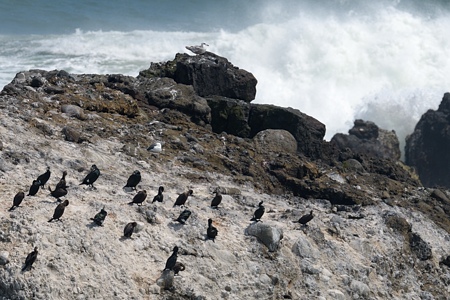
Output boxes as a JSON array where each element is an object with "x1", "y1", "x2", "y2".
[
  {"x1": 409, "y1": 232, "x2": 432, "y2": 260},
  {"x1": 206, "y1": 96, "x2": 251, "y2": 137},
  {"x1": 249, "y1": 104, "x2": 326, "y2": 159},
  {"x1": 139, "y1": 53, "x2": 257, "y2": 102},
  {"x1": 331, "y1": 119, "x2": 401, "y2": 160},
  {"x1": 405, "y1": 93, "x2": 450, "y2": 188},
  {"x1": 139, "y1": 77, "x2": 211, "y2": 126}
]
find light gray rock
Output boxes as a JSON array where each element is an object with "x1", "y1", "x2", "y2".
[
  {"x1": 350, "y1": 280, "x2": 370, "y2": 297},
  {"x1": 61, "y1": 104, "x2": 86, "y2": 120},
  {"x1": 328, "y1": 289, "x2": 346, "y2": 300},
  {"x1": 245, "y1": 222, "x2": 283, "y2": 252},
  {"x1": 156, "y1": 270, "x2": 174, "y2": 290},
  {"x1": 253, "y1": 129, "x2": 297, "y2": 154},
  {"x1": 292, "y1": 237, "x2": 319, "y2": 260},
  {"x1": 0, "y1": 251, "x2": 9, "y2": 265}
]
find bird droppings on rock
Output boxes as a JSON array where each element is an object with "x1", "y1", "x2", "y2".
[{"x1": 0, "y1": 55, "x2": 449, "y2": 300}]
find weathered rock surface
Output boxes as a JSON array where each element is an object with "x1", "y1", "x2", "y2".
[
  {"x1": 0, "y1": 55, "x2": 449, "y2": 300},
  {"x1": 405, "y1": 93, "x2": 450, "y2": 188},
  {"x1": 331, "y1": 119, "x2": 401, "y2": 160},
  {"x1": 140, "y1": 52, "x2": 257, "y2": 102},
  {"x1": 253, "y1": 129, "x2": 297, "y2": 155},
  {"x1": 245, "y1": 222, "x2": 284, "y2": 252}
]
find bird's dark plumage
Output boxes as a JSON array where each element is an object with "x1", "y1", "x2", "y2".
[
  {"x1": 36, "y1": 167, "x2": 51, "y2": 189},
  {"x1": 173, "y1": 262, "x2": 185, "y2": 275},
  {"x1": 174, "y1": 210, "x2": 191, "y2": 224},
  {"x1": 124, "y1": 170, "x2": 141, "y2": 190},
  {"x1": 152, "y1": 186, "x2": 164, "y2": 203},
  {"x1": 48, "y1": 200, "x2": 69, "y2": 222},
  {"x1": 123, "y1": 222, "x2": 137, "y2": 238},
  {"x1": 210, "y1": 190, "x2": 222, "y2": 208},
  {"x1": 80, "y1": 164, "x2": 100, "y2": 188},
  {"x1": 55, "y1": 170, "x2": 68, "y2": 190},
  {"x1": 173, "y1": 189, "x2": 193, "y2": 207},
  {"x1": 250, "y1": 201, "x2": 265, "y2": 222},
  {"x1": 48, "y1": 186, "x2": 67, "y2": 201},
  {"x1": 164, "y1": 246, "x2": 179, "y2": 271},
  {"x1": 91, "y1": 207, "x2": 107, "y2": 226},
  {"x1": 9, "y1": 191, "x2": 25, "y2": 211},
  {"x1": 27, "y1": 179, "x2": 41, "y2": 196},
  {"x1": 22, "y1": 247, "x2": 38, "y2": 272},
  {"x1": 297, "y1": 210, "x2": 314, "y2": 225},
  {"x1": 128, "y1": 190, "x2": 147, "y2": 205},
  {"x1": 207, "y1": 218, "x2": 218, "y2": 242}
]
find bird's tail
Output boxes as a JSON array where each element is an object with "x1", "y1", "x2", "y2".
[
  {"x1": 48, "y1": 218, "x2": 53, "y2": 222},
  {"x1": 8, "y1": 206, "x2": 15, "y2": 211},
  {"x1": 250, "y1": 217, "x2": 256, "y2": 221},
  {"x1": 21, "y1": 265, "x2": 28, "y2": 272},
  {"x1": 127, "y1": 202, "x2": 134, "y2": 205}
]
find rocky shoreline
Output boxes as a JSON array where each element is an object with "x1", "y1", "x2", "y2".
[{"x1": 0, "y1": 52, "x2": 449, "y2": 299}]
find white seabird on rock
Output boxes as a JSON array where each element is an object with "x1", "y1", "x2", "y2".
[
  {"x1": 186, "y1": 43, "x2": 209, "y2": 55},
  {"x1": 147, "y1": 142, "x2": 162, "y2": 153}
]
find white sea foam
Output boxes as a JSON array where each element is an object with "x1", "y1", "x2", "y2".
[{"x1": 1, "y1": 2, "x2": 449, "y2": 156}]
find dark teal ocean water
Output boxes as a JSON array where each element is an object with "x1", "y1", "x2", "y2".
[{"x1": 1, "y1": 0, "x2": 450, "y2": 146}]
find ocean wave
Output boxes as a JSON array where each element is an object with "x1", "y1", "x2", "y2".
[{"x1": 1, "y1": 1, "x2": 449, "y2": 154}]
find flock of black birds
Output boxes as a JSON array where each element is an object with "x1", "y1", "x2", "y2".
[{"x1": 10, "y1": 164, "x2": 315, "y2": 279}]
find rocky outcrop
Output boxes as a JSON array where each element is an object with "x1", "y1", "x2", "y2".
[
  {"x1": 331, "y1": 119, "x2": 401, "y2": 161},
  {"x1": 206, "y1": 96, "x2": 251, "y2": 137},
  {"x1": 140, "y1": 52, "x2": 257, "y2": 102},
  {"x1": 206, "y1": 97, "x2": 326, "y2": 158},
  {"x1": 1, "y1": 54, "x2": 450, "y2": 300},
  {"x1": 249, "y1": 105, "x2": 326, "y2": 159},
  {"x1": 405, "y1": 93, "x2": 450, "y2": 188},
  {"x1": 138, "y1": 77, "x2": 211, "y2": 126}
]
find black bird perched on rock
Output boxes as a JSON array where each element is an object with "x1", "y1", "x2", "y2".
[
  {"x1": 91, "y1": 207, "x2": 107, "y2": 226},
  {"x1": 36, "y1": 167, "x2": 51, "y2": 189},
  {"x1": 123, "y1": 222, "x2": 137, "y2": 238},
  {"x1": 173, "y1": 189, "x2": 193, "y2": 207},
  {"x1": 55, "y1": 170, "x2": 68, "y2": 190},
  {"x1": 152, "y1": 186, "x2": 164, "y2": 203},
  {"x1": 48, "y1": 200, "x2": 69, "y2": 222},
  {"x1": 250, "y1": 201, "x2": 265, "y2": 222},
  {"x1": 27, "y1": 179, "x2": 41, "y2": 196},
  {"x1": 206, "y1": 218, "x2": 218, "y2": 242},
  {"x1": 124, "y1": 170, "x2": 141, "y2": 190},
  {"x1": 80, "y1": 164, "x2": 100, "y2": 188},
  {"x1": 210, "y1": 190, "x2": 222, "y2": 209},
  {"x1": 48, "y1": 186, "x2": 67, "y2": 202},
  {"x1": 9, "y1": 191, "x2": 25, "y2": 211},
  {"x1": 173, "y1": 262, "x2": 185, "y2": 275},
  {"x1": 296, "y1": 210, "x2": 314, "y2": 226},
  {"x1": 174, "y1": 210, "x2": 191, "y2": 224},
  {"x1": 128, "y1": 190, "x2": 147, "y2": 206},
  {"x1": 164, "y1": 246, "x2": 179, "y2": 271},
  {"x1": 21, "y1": 247, "x2": 38, "y2": 272}
]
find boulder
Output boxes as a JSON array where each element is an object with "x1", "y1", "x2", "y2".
[
  {"x1": 331, "y1": 119, "x2": 401, "y2": 160},
  {"x1": 140, "y1": 53, "x2": 257, "y2": 102},
  {"x1": 0, "y1": 251, "x2": 9, "y2": 265},
  {"x1": 246, "y1": 222, "x2": 283, "y2": 252},
  {"x1": 253, "y1": 129, "x2": 297, "y2": 155},
  {"x1": 405, "y1": 93, "x2": 450, "y2": 188},
  {"x1": 156, "y1": 269, "x2": 174, "y2": 290},
  {"x1": 249, "y1": 104, "x2": 325, "y2": 159}
]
